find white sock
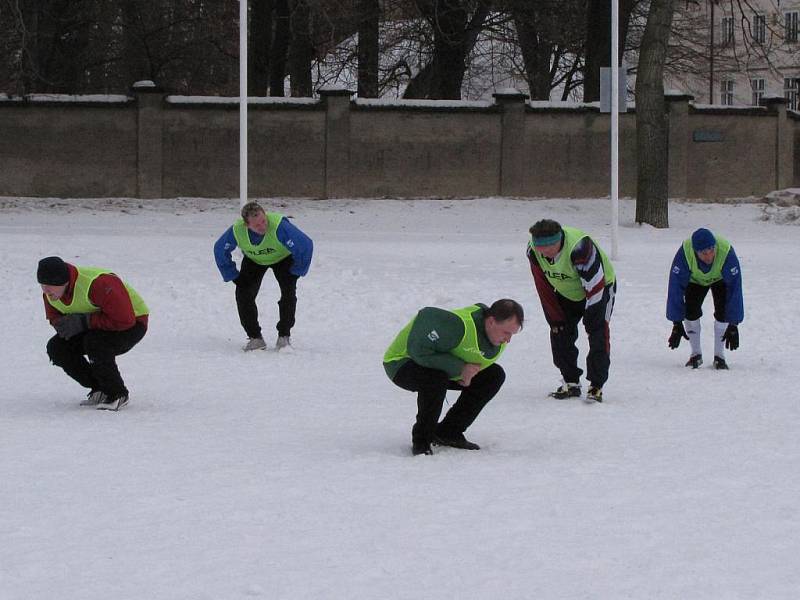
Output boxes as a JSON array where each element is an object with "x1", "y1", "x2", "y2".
[
  {"x1": 714, "y1": 321, "x2": 727, "y2": 359},
  {"x1": 685, "y1": 319, "x2": 702, "y2": 356}
]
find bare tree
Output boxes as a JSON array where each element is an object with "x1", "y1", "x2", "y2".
[
  {"x1": 404, "y1": 0, "x2": 491, "y2": 99},
  {"x1": 635, "y1": 0, "x2": 675, "y2": 228},
  {"x1": 584, "y1": 0, "x2": 639, "y2": 101},
  {"x1": 288, "y1": 0, "x2": 314, "y2": 96},
  {"x1": 249, "y1": 0, "x2": 273, "y2": 95},
  {"x1": 357, "y1": 0, "x2": 380, "y2": 97},
  {"x1": 506, "y1": 0, "x2": 585, "y2": 100}
]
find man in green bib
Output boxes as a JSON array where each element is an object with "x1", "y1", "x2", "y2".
[
  {"x1": 666, "y1": 228, "x2": 743, "y2": 369},
  {"x1": 527, "y1": 219, "x2": 616, "y2": 403},
  {"x1": 383, "y1": 299, "x2": 524, "y2": 456},
  {"x1": 214, "y1": 202, "x2": 313, "y2": 351},
  {"x1": 37, "y1": 256, "x2": 149, "y2": 411}
]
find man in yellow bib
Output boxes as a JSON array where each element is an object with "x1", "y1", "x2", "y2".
[
  {"x1": 527, "y1": 219, "x2": 616, "y2": 403},
  {"x1": 666, "y1": 228, "x2": 743, "y2": 370},
  {"x1": 383, "y1": 299, "x2": 524, "y2": 456},
  {"x1": 214, "y1": 202, "x2": 313, "y2": 351},
  {"x1": 37, "y1": 256, "x2": 148, "y2": 410}
]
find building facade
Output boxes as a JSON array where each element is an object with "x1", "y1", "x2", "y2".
[{"x1": 667, "y1": 0, "x2": 800, "y2": 108}]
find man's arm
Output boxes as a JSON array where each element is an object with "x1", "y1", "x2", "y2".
[
  {"x1": 527, "y1": 247, "x2": 566, "y2": 325},
  {"x1": 571, "y1": 237, "x2": 607, "y2": 308},
  {"x1": 276, "y1": 218, "x2": 313, "y2": 277},
  {"x1": 87, "y1": 274, "x2": 137, "y2": 331},
  {"x1": 405, "y1": 307, "x2": 467, "y2": 378},
  {"x1": 213, "y1": 226, "x2": 240, "y2": 282},
  {"x1": 666, "y1": 248, "x2": 690, "y2": 322},
  {"x1": 722, "y1": 247, "x2": 744, "y2": 324}
]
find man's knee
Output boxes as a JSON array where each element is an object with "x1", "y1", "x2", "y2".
[
  {"x1": 83, "y1": 333, "x2": 116, "y2": 362},
  {"x1": 46, "y1": 335, "x2": 71, "y2": 364},
  {"x1": 473, "y1": 364, "x2": 505, "y2": 393}
]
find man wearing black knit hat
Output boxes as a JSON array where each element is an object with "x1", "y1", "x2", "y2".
[
  {"x1": 37, "y1": 256, "x2": 149, "y2": 410},
  {"x1": 666, "y1": 228, "x2": 744, "y2": 370}
]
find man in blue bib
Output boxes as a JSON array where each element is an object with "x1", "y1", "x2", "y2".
[{"x1": 666, "y1": 228, "x2": 743, "y2": 369}]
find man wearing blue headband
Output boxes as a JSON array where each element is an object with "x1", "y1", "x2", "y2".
[
  {"x1": 528, "y1": 219, "x2": 617, "y2": 402},
  {"x1": 666, "y1": 228, "x2": 743, "y2": 369},
  {"x1": 527, "y1": 219, "x2": 616, "y2": 403}
]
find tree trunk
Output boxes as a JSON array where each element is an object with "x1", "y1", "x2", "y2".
[
  {"x1": 635, "y1": 0, "x2": 675, "y2": 228},
  {"x1": 583, "y1": 0, "x2": 637, "y2": 102},
  {"x1": 512, "y1": 5, "x2": 555, "y2": 100},
  {"x1": 357, "y1": 0, "x2": 380, "y2": 98},
  {"x1": 249, "y1": 0, "x2": 273, "y2": 95},
  {"x1": 269, "y1": 0, "x2": 290, "y2": 96},
  {"x1": 404, "y1": 0, "x2": 489, "y2": 100},
  {"x1": 288, "y1": 0, "x2": 313, "y2": 97}
]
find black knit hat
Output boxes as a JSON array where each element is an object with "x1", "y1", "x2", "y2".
[{"x1": 37, "y1": 256, "x2": 70, "y2": 285}]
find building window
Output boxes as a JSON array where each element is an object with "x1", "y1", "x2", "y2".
[
  {"x1": 721, "y1": 80, "x2": 735, "y2": 105},
  {"x1": 751, "y1": 78, "x2": 765, "y2": 106},
  {"x1": 786, "y1": 11, "x2": 800, "y2": 43},
  {"x1": 753, "y1": 14, "x2": 766, "y2": 44},
  {"x1": 784, "y1": 77, "x2": 800, "y2": 109},
  {"x1": 721, "y1": 16, "x2": 735, "y2": 45}
]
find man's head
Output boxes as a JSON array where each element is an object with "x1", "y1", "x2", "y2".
[
  {"x1": 241, "y1": 202, "x2": 268, "y2": 235},
  {"x1": 484, "y1": 299, "x2": 524, "y2": 346},
  {"x1": 37, "y1": 256, "x2": 70, "y2": 300},
  {"x1": 529, "y1": 219, "x2": 564, "y2": 259},
  {"x1": 691, "y1": 228, "x2": 716, "y2": 265}
]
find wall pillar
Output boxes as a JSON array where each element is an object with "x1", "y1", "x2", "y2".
[
  {"x1": 761, "y1": 95, "x2": 792, "y2": 190},
  {"x1": 320, "y1": 87, "x2": 353, "y2": 198},
  {"x1": 493, "y1": 89, "x2": 529, "y2": 197},
  {"x1": 666, "y1": 92, "x2": 692, "y2": 200},
  {"x1": 132, "y1": 80, "x2": 164, "y2": 199}
]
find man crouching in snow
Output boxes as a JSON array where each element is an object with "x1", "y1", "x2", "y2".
[
  {"x1": 37, "y1": 256, "x2": 148, "y2": 411},
  {"x1": 383, "y1": 299, "x2": 524, "y2": 456}
]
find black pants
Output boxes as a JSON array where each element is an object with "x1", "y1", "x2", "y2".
[
  {"x1": 550, "y1": 283, "x2": 615, "y2": 388},
  {"x1": 392, "y1": 361, "x2": 506, "y2": 444},
  {"x1": 46, "y1": 322, "x2": 146, "y2": 398},
  {"x1": 685, "y1": 280, "x2": 726, "y2": 321},
  {"x1": 235, "y1": 255, "x2": 298, "y2": 338}
]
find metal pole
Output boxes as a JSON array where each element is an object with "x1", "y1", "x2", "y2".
[
  {"x1": 239, "y1": 0, "x2": 248, "y2": 207},
  {"x1": 611, "y1": 0, "x2": 619, "y2": 260}
]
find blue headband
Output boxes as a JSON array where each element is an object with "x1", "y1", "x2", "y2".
[{"x1": 531, "y1": 232, "x2": 562, "y2": 247}]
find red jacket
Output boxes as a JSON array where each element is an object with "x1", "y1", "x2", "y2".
[{"x1": 43, "y1": 263, "x2": 149, "y2": 331}]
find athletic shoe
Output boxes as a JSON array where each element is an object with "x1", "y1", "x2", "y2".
[
  {"x1": 549, "y1": 382, "x2": 581, "y2": 399},
  {"x1": 80, "y1": 389, "x2": 107, "y2": 406},
  {"x1": 412, "y1": 440, "x2": 433, "y2": 456},
  {"x1": 713, "y1": 356, "x2": 729, "y2": 370},
  {"x1": 586, "y1": 386, "x2": 603, "y2": 403},
  {"x1": 243, "y1": 337, "x2": 267, "y2": 352},
  {"x1": 433, "y1": 432, "x2": 480, "y2": 450},
  {"x1": 97, "y1": 394, "x2": 128, "y2": 411},
  {"x1": 685, "y1": 354, "x2": 703, "y2": 369},
  {"x1": 275, "y1": 336, "x2": 291, "y2": 350}
]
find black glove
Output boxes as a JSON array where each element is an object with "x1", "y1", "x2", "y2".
[
  {"x1": 668, "y1": 321, "x2": 688, "y2": 349},
  {"x1": 54, "y1": 314, "x2": 89, "y2": 339},
  {"x1": 722, "y1": 324, "x2": 739, "y2": 351}
]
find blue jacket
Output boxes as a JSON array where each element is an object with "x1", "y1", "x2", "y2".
[
  {"x1": 666, "y1": 244, "x2": 743, "y2": 324},
  {"x1": 213, "y1": 217, "x2": 313, "y2": 281}
]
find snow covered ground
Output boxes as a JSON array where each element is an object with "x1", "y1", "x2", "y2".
[{"x1": 1, "y1": 196, "x2": 798, "y2": 599}]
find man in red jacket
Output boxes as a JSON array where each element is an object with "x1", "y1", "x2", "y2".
[{"x1": 37, "y1": 256, "x2": 149, "y2": 411}]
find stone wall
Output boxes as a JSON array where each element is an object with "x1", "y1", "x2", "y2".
[{"x1": 0, "y1": 86, "x2": 795, "y2": 200}]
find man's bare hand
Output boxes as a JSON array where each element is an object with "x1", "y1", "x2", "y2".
[{"x1": 459, "y1": 363, "x2": 481, "y2": 387}]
